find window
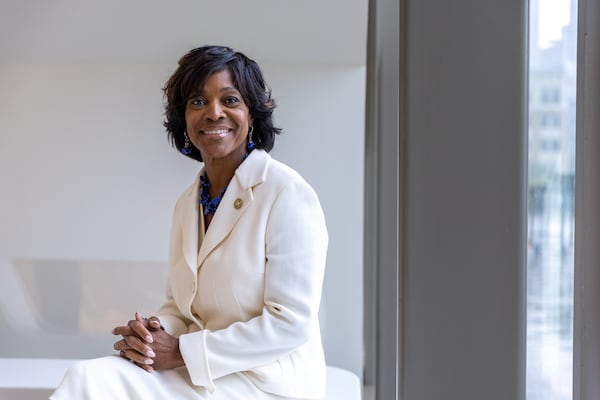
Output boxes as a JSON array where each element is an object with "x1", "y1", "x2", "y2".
[
  {"x1": 540, "y1": 112, "x2": 561, "y2": 128},
  {"x1": 541, "y1": 87, "x2": 561, "y2": 104},
  {"x1": 527, "y1": 0, "x2": 577, "y2": 399}
]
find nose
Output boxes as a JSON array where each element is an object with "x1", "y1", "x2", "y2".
[{"x1": 205, "y1": 100, "x2": 225, "y2": 121}]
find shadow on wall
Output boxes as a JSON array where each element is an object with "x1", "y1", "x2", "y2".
[{"x1": 0, "y1": 258, "x2": 168, "y2": 359}]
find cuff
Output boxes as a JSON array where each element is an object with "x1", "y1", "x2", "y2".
[{"x1": 179, "y1": 330, "x2": 215, "y2": 392}]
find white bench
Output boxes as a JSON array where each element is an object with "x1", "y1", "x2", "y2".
[{"x1": 0, "y1": 358, "x2": 361, "y2": 400}]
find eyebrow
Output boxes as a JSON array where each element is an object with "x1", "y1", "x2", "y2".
[
  {"x1": 195, "y1": 86, "x2": 240, "y2": 96},
  {"x1": 219, "y1": 86, "x2": 239, "y2": 93},
  {"x1": 189, "y1": 86, "x2": 241, "y2": 100}
]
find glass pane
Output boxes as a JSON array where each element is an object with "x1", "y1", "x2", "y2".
[{"x1": 527, "y1": 0, "x2": 577, "y2": 399}]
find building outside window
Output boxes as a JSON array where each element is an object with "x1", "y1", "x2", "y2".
[{"x1": 527, "y1": 0, "x2": 577, "y2": 399}]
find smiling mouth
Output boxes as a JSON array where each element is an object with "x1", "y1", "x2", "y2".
[{"x1": 201, "y1": 128, "x2": 231, "y2": 137}]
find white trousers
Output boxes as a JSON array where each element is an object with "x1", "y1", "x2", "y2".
[{"x1": 49, "y1": 356, "x2": 297, "y2": 400}]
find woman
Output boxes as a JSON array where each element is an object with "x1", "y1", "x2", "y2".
[{"x1": 50, "y1": 45, "x2": 328, "y2": 399}]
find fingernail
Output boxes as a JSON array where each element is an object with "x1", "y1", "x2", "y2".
[
  {"x1": 146, "y1": 350, "x2": 155, "y2": 357},
  {"x1": 146, "y1": 335, "x2": 153, "y2": 343},
  {"x1": 144, "y1": 358, "x2": 154, "y2": 365}
]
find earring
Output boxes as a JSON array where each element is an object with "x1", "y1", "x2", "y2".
[
  {"x1": 182, "y1": 132, "x2": 193, "y2": 155},
  {"x1": 247, "y1": 126, "x2": 256, "y2": 151}
]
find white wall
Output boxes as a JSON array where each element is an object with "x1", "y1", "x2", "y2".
[{"x1": 0, "y1": 63, "x2": 365, "y2": 376}]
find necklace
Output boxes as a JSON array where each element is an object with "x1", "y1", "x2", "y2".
[
  {"x1": 199, "y1": 174, "x2": 228, "y2": 215},
  {"x1": 198, "y1": 148, "x2": 254, "y2": 215}
]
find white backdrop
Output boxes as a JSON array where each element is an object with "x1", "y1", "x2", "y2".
[{"x1": 0, "y1": 62, "x2": 365, "y2": 376}]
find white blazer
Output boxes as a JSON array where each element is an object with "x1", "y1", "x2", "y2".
[{"x1": 155, "y1": 149, "x2": 328, "y2": 399}]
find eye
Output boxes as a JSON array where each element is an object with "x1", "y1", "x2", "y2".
[
  {"x1": 188, "y1": 97, "x2": 206, "y2": 108},
  {"x1": 224, "y1": 96, "x2": 240, "y2": 106}
]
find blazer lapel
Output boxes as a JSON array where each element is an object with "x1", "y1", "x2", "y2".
[{"x1": 197, "y1": 150, "x2": 270, "y2": 268}]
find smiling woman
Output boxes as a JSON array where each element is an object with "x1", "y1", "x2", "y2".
[
  {"x1": 184, "y1": 72, "x2": 252, "y2": 167},
  {"x1": 50, "y1": 45, "x2": 331, "y2": 400},
  {"x1": 0, "y1": 2, "x2": 367, "y2": 397},
  {"x1": 162, "y1": 46, "x2": 284, "y2": 229}
]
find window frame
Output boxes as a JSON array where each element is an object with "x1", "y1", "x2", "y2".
[{"x1": 573, "y1": 0, "x2": 600, "y2": 398}]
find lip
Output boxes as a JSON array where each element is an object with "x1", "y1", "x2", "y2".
[{"x1": 200, "y1": 128, "x2": 232, "y2": 138}]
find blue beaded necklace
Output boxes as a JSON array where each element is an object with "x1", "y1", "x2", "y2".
[
  {"x1": 199, "y1": 174, "x2": 228, "y2": 215},
  {"x1": 199, "y1": 146, "x2": 254, "y2": 215}
]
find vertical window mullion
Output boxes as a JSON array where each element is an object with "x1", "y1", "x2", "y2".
[{"x1": 573, "y1": 0, "x2": 600, "y2": 398}]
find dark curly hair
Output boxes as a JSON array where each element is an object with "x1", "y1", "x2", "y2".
[{"x1": 163, "y1": 45, "x2": 281, "y2": 162}]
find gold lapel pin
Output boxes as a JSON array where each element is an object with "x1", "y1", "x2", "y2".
[{"x1": 234, "y1": 198, "x2": 243, "y2": 209}]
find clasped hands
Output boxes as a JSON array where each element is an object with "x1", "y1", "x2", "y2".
[{"x1": 112, "y1": 312, "x2": 184, "y2": 373}]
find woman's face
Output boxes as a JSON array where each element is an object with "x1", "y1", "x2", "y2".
[{"x1": 185, "y1": 69, "x2": 253, "y2": 165}]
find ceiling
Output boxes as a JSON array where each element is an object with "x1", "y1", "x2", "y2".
[{"x1": 0, "y1": 0, "x2": 368, "y2": 66}]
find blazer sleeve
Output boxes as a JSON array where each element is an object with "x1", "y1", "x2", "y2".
[
  {"x1": 178, "y1": 178, "x2": 328, "y2": 390},
  {"x1": 154, "y1": 285, "x2": 192, "y2": 337}
]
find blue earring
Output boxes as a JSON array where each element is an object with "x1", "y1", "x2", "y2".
[
  {"x1": 182, "y1": 132, "x2": 193, "y2": 155},
  {"x1": 247, "y1": 126, "x2": 256, "y2": 151}
]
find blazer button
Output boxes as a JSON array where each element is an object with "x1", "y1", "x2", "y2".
[{"x1": 234, "y1": 198, "x2": 243, "y2": 209}]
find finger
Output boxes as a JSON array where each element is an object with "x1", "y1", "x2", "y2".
[
  {"x1": 120, "y1": 348, "x2": 152, "y2": 373},
  {"x1": 135, "y1": 311, "x2": 144, "y2": 322},
  {"x1": 134, "y1": 361, "x2": 154, "y2": 373},
  {"x1": 113, "y1": 339, "x2": 127, "y2": 352},
  {"x1": 138, "y1": 312, "x2": 158, "y2": 333},
  {"x1": 112, "y1": 325, "x2": 133, "y2": 336},
  {"x1": 147, "y1": 316, "x2": 162, "y2": 330},
  {"x1": 123, "y1": 334, "x2": 156, "y2": 358},
  {"x1": 128, "y1": 319, "x2": 153, "y2": 343},
  {"x1": 120, "y1": 347, "x2": 154, "y2": 367}
]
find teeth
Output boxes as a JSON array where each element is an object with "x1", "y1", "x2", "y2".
[{"x1": 204, "y1": 129, "x2": 229, "y2": 135}]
